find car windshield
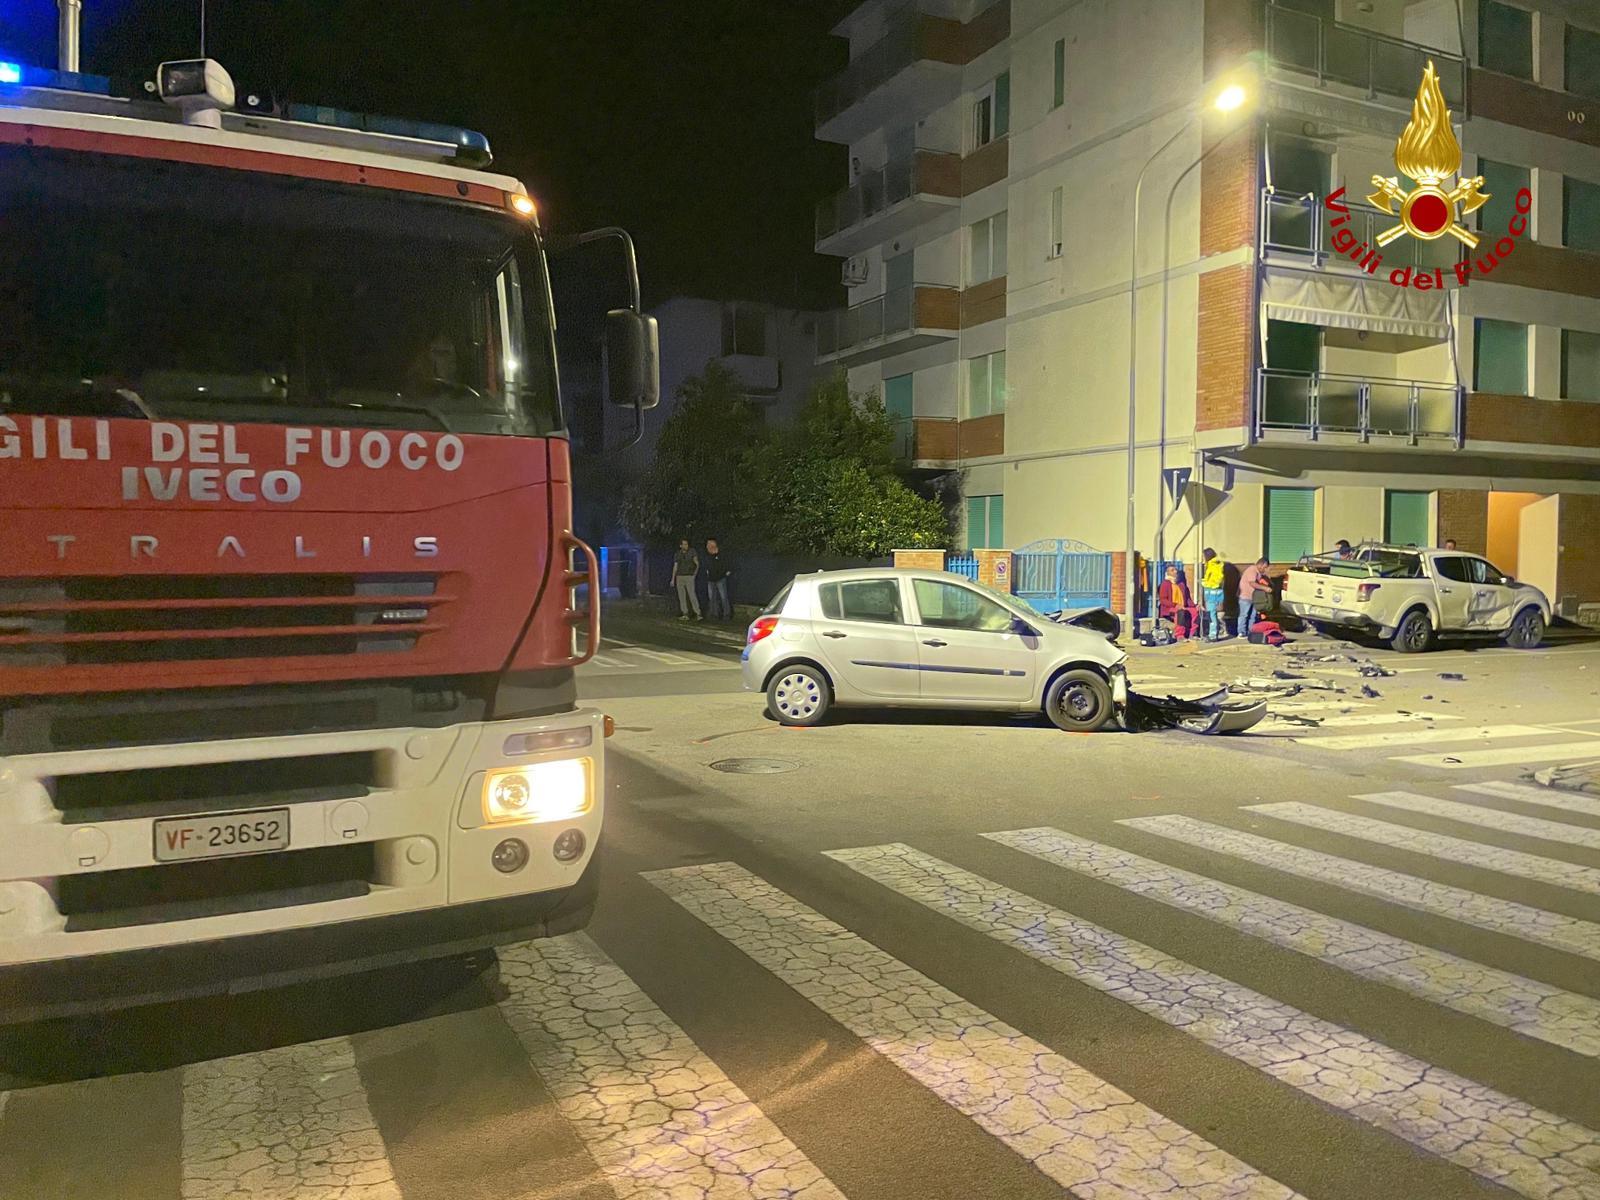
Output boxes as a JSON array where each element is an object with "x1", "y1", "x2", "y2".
[{"x1": 0, "y1": 145, "x2": 560, "y2": 436}]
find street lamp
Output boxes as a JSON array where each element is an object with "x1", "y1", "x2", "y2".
[{"x1": 1123, "y1": 73, "x2": 1257, "y2": 627}]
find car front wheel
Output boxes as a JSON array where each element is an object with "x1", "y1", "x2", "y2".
[
  {"x1": 1505, "y1": 608, "x2": 1545, "y2": 650},
  {"x1": 767, "y1": 666, "x2": 831, "y2": 726},
  {"x1": 1045, "y1": 670, "x2": 1113, "y2": 733},
  {"x1": 1391, "y1": 610, "x2": 1433, "y2": 653}
]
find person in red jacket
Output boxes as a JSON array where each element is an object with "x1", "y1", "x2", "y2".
[{"x1": 1157, "y1": 565, "x2": 1194, "y2": 638}]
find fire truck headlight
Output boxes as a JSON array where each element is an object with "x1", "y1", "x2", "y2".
[{"x1": 482, "y1": 759, "x2": 592, "y2": 825}]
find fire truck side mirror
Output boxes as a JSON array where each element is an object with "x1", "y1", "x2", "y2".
[{"x1": 603, "y1": 310, "x2": 660, "y2": 411}]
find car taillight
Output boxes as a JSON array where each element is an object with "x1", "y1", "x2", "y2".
[
  {"x1": 1356, "y1": 583, "x2": 1380, "y2": 602},
  {"x1": 747, "y1": 616, "x2": 779, "y2": 644}
]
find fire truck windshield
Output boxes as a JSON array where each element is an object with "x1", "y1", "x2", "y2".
[{"x1": 0, "y1": 144, "x2": 561, "y2": 437}]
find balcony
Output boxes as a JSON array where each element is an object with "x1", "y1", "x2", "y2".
[
  {"x1": 1265, "y1": 2, "x2": 1465, "y2": 111},
  {"x1": 815, "y1": 9, "x2": 964, "y2": 144},
  {"x1": 816, "y1": 149, "x2": 961, "y2": 256},
  {"x1": 1256, "y1": 368, "x2": 1462, "y2": 446},
  {"x1": 892, "y1": 416, "x2": 957, "y2": 467},
  {"x1": 816, "y1": 283, "x2": 959, "y2": 367},
  {"x1": 1261, "y1": 190, "x2": 1461, "y2": 274},
  {"x1": 1471, "y1": 71, "x2": 1599, "y2": 151}
]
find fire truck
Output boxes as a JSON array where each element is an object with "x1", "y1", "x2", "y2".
[{"x1": 0, "y1": 49, "x2": 658, "y2": 1020}]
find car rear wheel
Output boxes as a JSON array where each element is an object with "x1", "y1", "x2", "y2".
[
  {"x1": 768, "y1": 666, "x2": 831, "y2": 726},
  {"x1": 1045, "y1": 670, "x2": 1113, "y2": 733},
  {"x1": 1391, "y1": 609, "x2": 1432, "y2": 653},
  {"x1": 1505, "y1": 607, "x2": 1544, "y2": 650}
]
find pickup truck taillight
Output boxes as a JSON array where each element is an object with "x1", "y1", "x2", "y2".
[
  {"x1": 1356, "y1": 583, "x2": 1381, "y2": 602},
  {"x1": 747, "y1": 616, "x2": 779, "y2": 645}
]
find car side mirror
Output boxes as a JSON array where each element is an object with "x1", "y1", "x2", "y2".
[{"x1": 604, "y1": 309, "x2": 660, "y2": 410}]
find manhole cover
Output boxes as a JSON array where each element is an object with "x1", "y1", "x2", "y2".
[{"x1": 709, "y1": 757, "x2": 799, "y2": 775}]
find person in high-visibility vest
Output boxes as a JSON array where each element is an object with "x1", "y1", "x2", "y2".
[{"x1": 1200, "y1": 547, "x2": 1226, "y2": 641}]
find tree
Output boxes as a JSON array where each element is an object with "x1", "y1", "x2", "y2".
[{"x1": 619, "y1": 361, "x2": 765, "y2": 546}]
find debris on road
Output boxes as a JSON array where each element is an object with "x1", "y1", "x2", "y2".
[
  {"x1": 1123, "y1": 687, "x2": 1268, "y2": 735},
  {"x1": 1438, "y1": 672, "x2": 1467, "y2": 681},
  {"x1": 1360, "y1": 684, "x2": 1382, "y2": 699},
  {"x1": 1272, "y1": 669, "x2": 1306, "y2": 680},
  {"x1": 1358, "y1": 662, "x2": 1395, "y2": 678}
]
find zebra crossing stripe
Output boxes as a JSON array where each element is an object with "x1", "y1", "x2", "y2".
[
  {"x1": 991, "y1": 827, "x2": 1600, "y2": 1055},
  {"x1": 181, "y1": 1037, "x2": 401, "y2": 1200},
  {"x1": 1286, "y1": 711, "x2": 1461, "y2": 728},
  {"x1": 1128, "y1": 813, "x2": 1600, "y2": 963},
  {"x1": 495, "y1": 933, "x2": 845, "y2": 1200},
  {"x1": 1458, "y1": 782, "x2": 1600, "y2": 821},
  {"x1": 1355, "y1": 792, "x2": 1600, "y2": 851},
  {"x1": 832, "y1": 842, "x2": 1600, "y2": 1200},
  {"x1": 1390, "y1": 742, "x2": 1600, "y2": 770},
  {"x1": 1295, "y1": 725, "x2": 1551, "y2": 751},
  {"x1": 646, "y1": 861, "x2": 1300, "y2": 1200},
  {"x1": 1246, "y1": 802, "x2": 1600, "y2": 899}
]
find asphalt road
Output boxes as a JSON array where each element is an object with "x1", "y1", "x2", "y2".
[{"x1": 3, "y1": 629, "x2": 1599, "y2": 1200}]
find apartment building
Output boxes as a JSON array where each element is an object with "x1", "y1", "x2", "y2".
[{"x1": 813, "y1": 0, "x2": 1600, "y2": 616}]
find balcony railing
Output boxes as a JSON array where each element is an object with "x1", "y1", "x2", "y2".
[
  {"x1": 1261, "y1": 191, "x2": 1463, "y2": 272},
  {"x1": 816, "y1": 149, "x2": 960, "y2": 243},
  {"x1": 816, "y1": 9, "x2": 951, "y2": 128},
  {"x1": 816, "y1": 284, "x2": 956, "y2": 358},
  {"x1": 891, "y1": 416, "x2": 957, "y2": 463},
  {"x1": 1265, "y1": 2, "x2": 1466, "y2": 109},
  {"x1": 1256, "y1": 368, "x2": 1463, "y2": 445}
]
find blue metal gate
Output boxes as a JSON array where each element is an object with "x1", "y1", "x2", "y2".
[
  {"x1": 1013, "y1": 539, "x2": 1113, "y2": 613},
  {"x1": 945, "y1": 552, "x2": 979, "y2": 580}
]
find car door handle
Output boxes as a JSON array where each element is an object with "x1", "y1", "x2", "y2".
[
  {"x1": 922, "y1": 638, "x2": 948, "y2": 647},
  {"x1": 1438, "y1": 587, "x2": 1454, "y2": 593},
  {"x1": 822, "y1": 631, "x2": 847, "y2": 639}
]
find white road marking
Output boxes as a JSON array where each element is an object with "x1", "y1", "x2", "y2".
[
  {"x1": 1295, "y1": 725, "x2": 1553, "y2": 751},
  {"x1": 1355, "y1": 792, "x2": 1600, "y2": 850},
  {"x1": 835, "y1": 842, "x2": 1600, "y2": 1200},
  {"x1": 1127, "y1": 813, "x2": 1600, "y2": 962},
  {"x1": 181, "y1": 1038, "x2": 400, "y2": 1200},
  {"x1": 1391, "y1": 741, "x2": 1600, "y2": 770},
  {"x1": 1263, "y1": 700, "x2": 1370, "y2": 714},
  {"x1": 495, "y1": 933, "x2": 845, "y2": 1200},
  {"x1": 995, "y1": 827, "x2": 1600, "y2": 1054},
  {"x1": 1286, "y1": 711, "x2": 1462, "y2": 728},
  {"x1": 1246, "y1": 802, "x2": 1600, "y2": 898},
  {"x1": 647, "y1": 861, "x2": 1300, "y2": 1200},
  {"x1": 1458, "y1": 782, "x2": 1600, "y2": 820}
]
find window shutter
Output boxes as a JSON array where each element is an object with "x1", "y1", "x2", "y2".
[
  {"x1": 1384, "y1": 491, "x2": 1431, "y2": 546},
  {"x1": 1265, "y1": 488, "x2": 1316, "y2": 562}
]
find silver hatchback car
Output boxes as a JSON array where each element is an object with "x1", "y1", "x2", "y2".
[{"x1": 741, "y1": 568, "x2": 1128, "y2": 731}]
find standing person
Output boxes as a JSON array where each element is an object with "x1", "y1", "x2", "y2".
[
  {"x1": 1335, "y1": 539, "x2": 1353, "y2": 559},
  {"x1": 1200, "y1": 548, "x2": 1226, "y2": 641},
  {"x1": 704, "y1": 538, "x2": 732, "y2": 621},
  {"x1": 1237, "y1": 556, "x2": 1270, "y2": 637},
  {"x1": 671, "y1": 538, "x2": 701, "y2": 620},
  {"x1": 1443, "y1": 538, "x2": 1457, "y2": 550}
]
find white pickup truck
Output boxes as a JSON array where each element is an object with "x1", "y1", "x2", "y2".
[{"x1": 1283, "y1": 543, "x2": 1551, "y2": 652}]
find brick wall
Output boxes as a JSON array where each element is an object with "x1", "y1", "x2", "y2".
[
  {"x1": 959, "y1": 276, "x2": 1007, "y2": 328},
  {"x1": 1468, "y1": 394, "x2": 1600, "y2": 448},
  {"x1": 1195, "y1": 264, "x2": 1255, "y2": 431},
  {"x1": 1198, "y1": 128, "x2": 1260, "y2": 258},
  {"x1": 1204, "y1": 0, "x2": 1262, "y2": 74},
  {"x1": 974, "y1": 549, "x2": 1013, "y2": 594},
  {"x1": 1110, "y1": 551, "x2": 1128, "y2": 616},
  {"x1": 892, "y1": 549, "x2": 946, "y2": 571},
  {"x1": 1437, "y1": 489, "x2": 1488, "y2": 554},
  {"x1": 1558, "y1": 494, "x2": 1600, "y2": 609}
]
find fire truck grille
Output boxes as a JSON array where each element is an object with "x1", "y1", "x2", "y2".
[{"x1": 0, "y1": 574, "x2": 444, "y2": 667}]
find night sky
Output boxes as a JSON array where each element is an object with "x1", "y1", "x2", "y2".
[{"x1": 2, "y1": 1, "x2": 848, "y2": 310}]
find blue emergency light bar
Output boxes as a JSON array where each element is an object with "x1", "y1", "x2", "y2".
[
  {"x1": 0, "y1": 62, "x2": 21, "y2": 85},
  {"x1": 0, "y1": 60, "x2": 111, "y2": 94},
  {"x1": 286, "y1": 103, "x2": 492, "y2": 166}
]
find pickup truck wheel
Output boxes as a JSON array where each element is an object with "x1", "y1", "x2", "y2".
[
  {"x1": 1391, "y1": 610, "x2": 1433, "y2": 653},
  {"x1": 1045, "y1": 670, "x2": 1113, "y2": 733},
  {"x1": 1505, "y1": 608, "x2": 1545, "y2": 650}
]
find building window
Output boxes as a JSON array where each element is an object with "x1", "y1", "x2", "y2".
[
  {"x1": 1051, "y1": 38, "x2": 1066, "y2": 109},
  {"x1": 1562, "y1": 329, "x2": 1600, "y2": 401},
  {"x1": 1564, "y1": 176, "x2": 1600, "y2": 253},
  {"x1": 721, "y1": 304, "x2": 767, "y2": 356},
  {"x1": 1384, "y1": 490, "x2": 1432, "y2": 547},
  {"x1": 1476, "y1": 159, "x2": 1529, "y2": 238},
  {"x1": 1263, "y1": 487, "x2": 1316, "y2": 563},
  {"x1": 1568, "y1": 23, "x2": 1600, "y2": 100},
  {"x1": 966, "y1": 351, "x2": 1007, "y2": 418},
  {"x1": 973, "y1": 72, "x2": 1010, "y2": 148},
  {"x1": 965, "y1": 494, "x2": 1004, "y2": 549},
  {"x1": 1479, "y1": 1, "x2": 1533, "y2": 81},
  {"x1": 884, "y1": 373, "x2": 913, "y2": 422},
  {"x1": 1473, "y1": 318, "x2": 1528, "y2": 394},
  {"x1": 1048, "y1": 187, "x2": 1064, "y2": 259},
  {"x1": 969, "y1": 212, "x2": 1008, "y2": 283}
]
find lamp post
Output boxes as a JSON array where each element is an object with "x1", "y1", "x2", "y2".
[{"x1": 1122, "y1": 79, "x2": 1253, "y2": 627}]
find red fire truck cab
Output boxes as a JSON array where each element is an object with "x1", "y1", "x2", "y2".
[{"x1": 0, "y1": 57, "x2": 658, "y2": 1020}]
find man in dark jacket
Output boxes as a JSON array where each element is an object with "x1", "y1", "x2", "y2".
[{"x1": 703, "y1": 538, "x2": 732, "y2": 621}]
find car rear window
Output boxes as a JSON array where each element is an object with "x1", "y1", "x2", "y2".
[{"x1": 761, "y1": 582, "x2": 794, "y2": 615}]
